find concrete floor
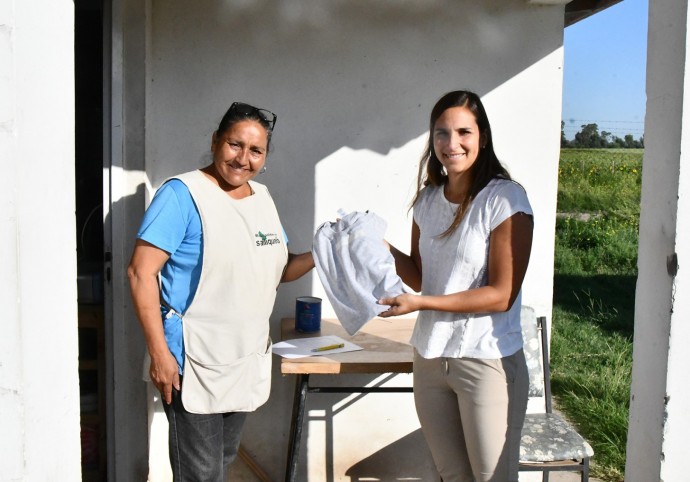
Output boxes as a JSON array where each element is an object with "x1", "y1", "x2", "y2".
[
  {"x1": 231, "y1": 443, "x2": 605, "y2": 481},
  {"x1": 231, "y1": 459, "x2": 605, "y2": 482}
]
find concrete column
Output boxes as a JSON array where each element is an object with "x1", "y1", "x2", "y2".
[
  {"x1": 107, "y1": 0, "x2": 149, "y2": 480},
  {"x1": 626, "y1": 0, "x2": 690, "y2": 479},
  {"x1": 0, "y1": 1, "x2": 81, "y2": 480}
]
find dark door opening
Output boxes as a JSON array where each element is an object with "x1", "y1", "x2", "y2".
[{"x1": 75, "y1": 0, "x2": 106, "y2": 480}]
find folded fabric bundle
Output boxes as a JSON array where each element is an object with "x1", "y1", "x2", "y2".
[{"x1": 312, "y1": 210, "x2": 406, "y2": 335}]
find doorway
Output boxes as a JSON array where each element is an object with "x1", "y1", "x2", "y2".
[{"x1": 75, "y1": 0, "x2": 106, "y2": 480}]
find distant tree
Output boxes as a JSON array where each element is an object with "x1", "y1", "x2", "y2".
[
  {"x1": 574, "y1": 123, "x2": 602, "y2": 148},
  {"x1": 560, "y1": 121, "x2": 644, "y2": 149},
  {"x1": 601, "y1": 131, "x2": 612, "y2": 148},
  {"x1": 561, "y1": 121, "x2": 570, "y2": 148},
  {"x1": 612, "y1": 136, "x2": 626, "y2": 148}
]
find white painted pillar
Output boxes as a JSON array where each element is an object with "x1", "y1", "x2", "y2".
[
  {"x1": 0, "y1": 1, "x2": 81, "y2": 480},
  {"x1": 107, "y1": 0, "x2": 150, "y2": 480},
  {"x1": 626, "y1": 0, "x2": 690, "y2": 479}
]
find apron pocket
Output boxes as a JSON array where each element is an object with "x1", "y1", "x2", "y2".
[{"x1": 181, "y1": 339, "x2": 273, "y2": 414}]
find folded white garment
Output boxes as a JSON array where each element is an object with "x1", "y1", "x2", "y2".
[{"x1": 312, "y1": 211, "x2": 406, "y2": 335}]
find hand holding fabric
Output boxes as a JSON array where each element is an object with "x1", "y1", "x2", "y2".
[
  {"x1": 312, "y1": 211, "x2": 406, "y2": 335},
  {"x1": 377, "y1": 293, "x2": 421, "y2": 318}
]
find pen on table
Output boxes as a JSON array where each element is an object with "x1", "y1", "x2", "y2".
[{"x1": 311, "y1": 343, "x2": 345, "y2": 352}]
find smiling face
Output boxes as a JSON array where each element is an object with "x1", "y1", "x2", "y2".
[
  {"x1": 432, "y1": 106, "x2": 486, "y2": 179},
  {"x1": 209, "y1": 119, "x2": 268, "y2": 195}
]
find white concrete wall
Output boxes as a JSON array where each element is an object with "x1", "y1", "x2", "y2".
[
  {"x1": 626, "y1": 0, "x2": 690, "y2": 480},
  {"x1": 125, "y1": 0, "x2": 566, "y2": 479},
  {"x1": 0, "y1": 1, "x2": 81, "y2": 481}
]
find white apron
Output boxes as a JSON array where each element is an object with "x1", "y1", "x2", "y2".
[{"x1": 174, "y1": 170, "x2": 288, "y2": 414}]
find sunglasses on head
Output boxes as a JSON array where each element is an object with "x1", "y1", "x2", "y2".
[{"x1": 229, "y1": 102, "x2": 277, "y2": 131}]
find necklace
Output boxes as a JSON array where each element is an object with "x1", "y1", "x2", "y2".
[
  {"x1": 443, "y1": 185, "x2": 466, "y2": 218},
  {"x1": 447, "y1": 198, "x2": 460, "y2": 217}
]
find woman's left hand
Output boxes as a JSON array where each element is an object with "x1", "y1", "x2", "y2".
[{"x1": 378, "y1": 293, "x2": 421, "y2": 317}]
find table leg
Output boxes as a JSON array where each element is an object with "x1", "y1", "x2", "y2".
[{"x1": 285, "y1": 374, "x2": 309, "y2": 482}]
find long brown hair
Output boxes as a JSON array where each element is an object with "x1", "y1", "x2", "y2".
[{"x1": 412, "y1": 90, "x2": 511, "y2": 236}]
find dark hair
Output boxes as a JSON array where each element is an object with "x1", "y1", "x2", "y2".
[
  {"x1": 216, "y1": 103, "x2": 274, "y2": 153},
  {"x1": 413, "y1": 90, "x2": 511, "y2": 236}
]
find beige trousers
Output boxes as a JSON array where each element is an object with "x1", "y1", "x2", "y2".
[{"x1": 413, "y1": 349, "x2": 528, "y2": 482}]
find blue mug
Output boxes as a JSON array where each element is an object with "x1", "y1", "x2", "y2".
[{"x1": 295, "y1": 297, "x2": 322, "y2": 333}]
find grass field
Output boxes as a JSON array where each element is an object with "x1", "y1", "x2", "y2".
[{"x1": 552, "y1": 148, "x2": 643, "y2": 481}]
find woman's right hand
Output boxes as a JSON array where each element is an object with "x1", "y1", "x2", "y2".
[
  {"x1": 378, "y1": 293, "x2": 422, "y2": 317},
  {"x1": 149, "y1": 350, "x2": 180, "y2": 405}
]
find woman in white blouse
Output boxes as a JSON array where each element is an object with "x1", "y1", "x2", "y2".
[{"x1": 379, "y1": 90, "x2": 533, "y2": 482}]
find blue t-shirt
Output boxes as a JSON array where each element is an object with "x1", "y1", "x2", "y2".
[
  {"x1": 137, "y1": 179, "x2": 202, "y2": 371},
  {"x1": 137, "y1": 178, "x2": 289, "y2": 372}
]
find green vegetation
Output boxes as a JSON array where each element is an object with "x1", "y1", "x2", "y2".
[
  {"x1": 552, "y1": 148, "x2": 643, "y2": 481},
  {"x1": 558, "y1": 149, "x2": 642, "y2": 218}
]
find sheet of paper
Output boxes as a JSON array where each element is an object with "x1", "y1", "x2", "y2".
[{"x1": 272, "y1": 335, "x2": 362, "y2": 359}]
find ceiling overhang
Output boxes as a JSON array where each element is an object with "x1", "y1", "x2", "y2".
[
  {"x1": 564, "y1": 0, "x2": 624, "y2": 26},
  {"x1": 529, "y1": 0, "x2": 623, "y2": 27}
]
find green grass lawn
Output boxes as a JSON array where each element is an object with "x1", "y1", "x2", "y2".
[{"x1": 551, "y1": 148, "x2": 643, "y2": 481}]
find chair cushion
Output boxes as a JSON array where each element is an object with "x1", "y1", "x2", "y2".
[
  {"x1": 520, "y1": 412, "x2": 595, "y2": 462},
  {"x1": 520, "y1": 306, "x2": 544, "y2": 397}
]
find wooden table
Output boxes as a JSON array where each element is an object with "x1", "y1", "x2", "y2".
[{"x1": 280, "y1": 317, "x2": 416, "y2": 482}]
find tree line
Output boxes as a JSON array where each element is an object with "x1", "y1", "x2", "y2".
[{"x1": 561, "y1": 121, "x2": 644, "y2": 149}]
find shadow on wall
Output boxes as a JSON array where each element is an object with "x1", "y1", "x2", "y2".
[
  {"x1": 262, "y1": 373, "x2": 436, "y2": 482},
  {"x1": 106, "y1": 181, "x2": 151, "y2": 480},
  {"x1": 146, "y1": 0, "x2": 564, "y2": 251},
  {"x1": 150, "y1": 0, "x2": 560, "y2": 158}
]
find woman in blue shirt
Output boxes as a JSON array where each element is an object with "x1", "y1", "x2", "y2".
[{"x1": 128, "y1": 102, "x2": 313, "y2": 482}]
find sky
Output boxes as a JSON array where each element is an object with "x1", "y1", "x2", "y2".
[{"x1": 561, "y1": 0, "x2": 648, "y2": 141}]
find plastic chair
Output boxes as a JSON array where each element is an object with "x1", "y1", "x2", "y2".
[{"x1": 519, "y1": 306, "x2": 594, "y2": 482}]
